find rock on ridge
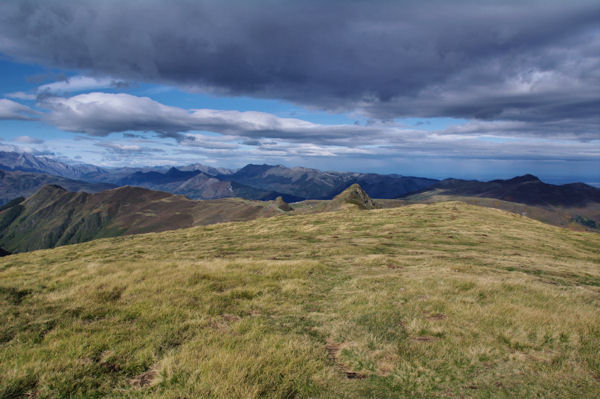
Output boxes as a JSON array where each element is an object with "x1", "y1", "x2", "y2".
[
  {"x1": 274, "y1": 196, "x2": 293, "y2": 212},
  {"x1": 333, "y1": 184, "x2": 376, "y2": 209}
]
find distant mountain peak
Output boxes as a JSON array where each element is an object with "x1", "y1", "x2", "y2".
[
  {"x1": 507, "y1": 174, "x2": 541, "y2": 184},
  {"x1": 333, "y1": 183, "x2": 376, "y2": 209},
  {"x1": 0, "y1": 150, "x2": 105, "y2": 180}
]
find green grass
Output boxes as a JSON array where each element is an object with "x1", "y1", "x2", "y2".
[{"x1": 1, "y1": 202, "x2": 599, "y2": 398}]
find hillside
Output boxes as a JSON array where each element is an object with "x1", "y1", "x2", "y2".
[
  {"x1": 1, "y1": 203, "x2": 599, "y2": 398},
  {"x1": 0, "y1": 184, "x2": 381, "y2": 253},
  {"x1": 403, "y1": 175, "x2": 600, "y2": 231},
  {"x1": 0, "y1": 169, "x2": 117, "y2": 205},
  {"x1": 0, "y1": 185, "x2": 282, "y2": 253}
]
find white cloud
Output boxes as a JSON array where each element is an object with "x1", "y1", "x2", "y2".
[
  {"x1": 179, "y1": 134, "x2": 239, "y2": 150},
  {"x1": 0, "y1": 98, "x2": 39, "y2": 120},
  {"x1": 39, "y1": 92, "x2": 598, "y2": 147},
  {"x1": 39, "y1": 92, "x2": 385, "y2": 142},
  {"x1": 28, "y1": 91, "x2": 598, "y2": 172},
  {"x1": 5, "y1": 91, "x2": 36, "y2": 100},
  {"x1": 37, "y1": 75, "x2": 128, "y2": 94},
  {"x1": 13, "y1": 135, "x2": 44, "y2": 144}
]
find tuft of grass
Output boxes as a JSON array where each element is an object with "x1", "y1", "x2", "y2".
[{"x1": 1, "y1": 202, "x2": 599, "y2": 398}]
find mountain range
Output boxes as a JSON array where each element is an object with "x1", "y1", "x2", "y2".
[
  {"x1": 114, "y1": 167, "x2": 303, "y2": 202},
  {"x1": 415, "y1": 174, "x2": 600, "y2": 207},
  {"x1": 0, "y1": 151, "x2": 437, "y2": 202},
  {"x1": 0, "y1": 151, "x2": 105, "y2": 180},
  {"x1": 1, "y1": 151, "x2": 599, "y2": 254},
  {"x1": 220, "y1": 164, "x2": 438, "y2": 200}
]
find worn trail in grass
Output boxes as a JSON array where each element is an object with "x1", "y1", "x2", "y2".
[{"x1": 1, "y1": 202, "x2": 599, "y2": 398}]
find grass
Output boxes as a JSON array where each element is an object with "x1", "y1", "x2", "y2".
[
  {"x1": 1, "y1": 201, "x2": 599, "y2": 398},
  {"x1": 397, "y1": 190, "x2": 600, "y2": 232}
]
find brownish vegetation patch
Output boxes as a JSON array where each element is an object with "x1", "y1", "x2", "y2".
[
  {"x1": 130, "y1": 367, "x2": 158, "y2": 388},
  {"x1": 426, "y1": 313, "x2": 447, "y2": 320}
]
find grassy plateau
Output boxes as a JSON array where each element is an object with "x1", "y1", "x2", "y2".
[{"x1": 1, "y1": 202, "x2": 599, "y2": 398}]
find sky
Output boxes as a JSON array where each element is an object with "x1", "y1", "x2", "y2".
[{"x1": 0, "y1": 0, "x2": 598, "y2": 184}]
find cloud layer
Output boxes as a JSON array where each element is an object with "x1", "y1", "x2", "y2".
[
  {"x1": 0, "y1": 0, "x2": 598, "y2": 135},
  {"x1": 37, "y1": 75, "x2": 128, "y2": 94},
  {"x1": 0, "y1": 99, "x2": 38, "y2": 120},
  {"x1": 32, "y1": 92, "x2": 598, "y2": 167},
  {"x1": 0, "y1": 1, "x2": 597, "y2": 181},
  {"x1": 39, "y1": 92, "x2": 388, "y2": 144}
]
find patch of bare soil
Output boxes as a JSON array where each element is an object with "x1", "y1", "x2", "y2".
[
  {"x1": 412, "y1": 336, "x2": 436, "y2": 342},
  {"x1": 130, "y1": 367, "x2": 158, "y2": 388},
  {"x1": 325, "y1": 341, "x2": 367, "y2": 379},
  {"x1": 425, "y1": 313, "x2": 447, "y2": 320}
]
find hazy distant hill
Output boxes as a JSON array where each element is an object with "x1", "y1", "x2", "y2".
[
  {"x1": 0, "y1": 151, "x2": 233, "y2": 184},
  {"x1": 113, "y1": 167, "x2": 302, "y2": 202},
  {"x1": 222, "y1": 164, "x2": 438, "y2": 199},
  {"x1": 0, "y1": 169, "x2": 116, "y2": 205},
  {"x1": 118, "y1": 167, "x2": 205, "y2": 186},
  {"x1": 0, "y1": 151, "x2": 105, "y2": 180},
  {"x1": 0, "y1": 151, "x2": 434, "y2": 201},
  {"x1": 110, "y1": 164, "x2": 436, "y2": 201},
  {"x1": 0, "y1": 184, "x2": 285, "y2": 253},
  {"x1": 177, "y1": 162, "x2": 235, "y2": 176},
  {"x1": 417, "y1": 174, "x2": 600, "y2": 207}
]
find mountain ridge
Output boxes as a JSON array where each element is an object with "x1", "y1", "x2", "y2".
[
  {"x1": 0, "y1": 169, "x2": 117, "y2": 205},
  {"x1": 0, "y1": 184, "x2": 285, "y2": 253},
  {"x1": 222, "y1": 163, "x2": 438, "y2": 200},
  {"x1": 0, "y1": 151, "x2": 105, "y2": 180},
  {"x1": 0, "y1": 182, "x2": 384, "y2": 254},
  {"x1": 415, "y1": 174, "x2": 600, "y2": 207}
]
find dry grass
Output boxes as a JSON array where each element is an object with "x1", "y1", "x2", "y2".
[
  {"x1": 1, "y1": 201, "x2": 599, "y2": 398},
  {"x1": 396, "y1": 190, "x2": 600, "y2": 232}
]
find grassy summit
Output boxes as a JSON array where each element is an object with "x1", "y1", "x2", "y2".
[{"x1": 1, "y1": 202, "x2": 599, "y2": 398}]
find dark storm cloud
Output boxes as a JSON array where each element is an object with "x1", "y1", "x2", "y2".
[{"x1": 0, "y1": 0, "x2": 598, "y2": 137}]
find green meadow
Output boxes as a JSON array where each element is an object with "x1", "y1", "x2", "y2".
[{"x1": 1, "y1": 202, "x2": 599, "y2": 398}]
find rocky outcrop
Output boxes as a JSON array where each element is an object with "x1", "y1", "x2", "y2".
[{"x1": 333, "y1": 184, "x2": 376, "y2": 210}]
